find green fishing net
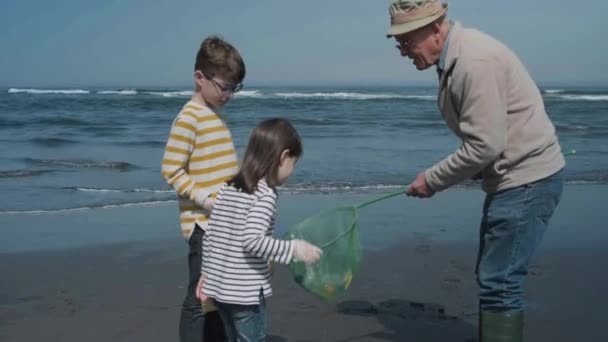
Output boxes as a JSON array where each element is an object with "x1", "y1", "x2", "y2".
[
  {"x1": 285, "y1": 191, "x2": 402, "y2": 301},
  {"x1": 284, "y1": 149, "x2": 579, "y2": 300}
]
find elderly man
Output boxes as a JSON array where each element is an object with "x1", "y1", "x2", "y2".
[{"x1": 387, "y1": 1, "x2": 565, "y2": 341}]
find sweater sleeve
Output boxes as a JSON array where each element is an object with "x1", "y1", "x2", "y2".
[
  {"x1": 425, "y1": 59, "x2": 508, "y2": 191},
  {"x1": 242, "y1": 192, "x2": 294, "y2": 264},
  {"x1": 161, "y1": 114, "x2": 211, "y2": 205}
]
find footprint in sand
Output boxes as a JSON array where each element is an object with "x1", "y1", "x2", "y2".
[
  {"x1": 377, "y1": 299, "x2": 457, "y2": 321},
  {"x1": 47, "y1": 289, "x2": 83, "y2": 316}
]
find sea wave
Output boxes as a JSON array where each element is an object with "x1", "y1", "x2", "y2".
[
  {"x1": 0, "y1": 169, "x2": 53, "y2": 178},
  {"x1": 31, "y1": 137, "x2": 79, "y2": 147},
  {"x1": 9, "y1": 86, "x2": 608, "y2": 102},
  {"x1": 234, "y1": 90, "x2": 264, "y2": 98},
  {"x1": 555, "y1": 124, "x2": 590, "y2": 132},
  {"x1": 282, "y1": 184, "x2": 405, "y2": 193},
  {"x1": 2, "y1": 177, "x2": 606, "y2": 215},
  {"x1": 64, "y1": 186, "x2": 173, "y2": 194},
  {"x1": 543, "y1": 89, "x2": 565, "y2": 94},
  {"x1": 145, "y1": 91, "x2": 194, "y2": 97},
  {"x1": 23, "y1": 158, "x2": 137, "y2": 171},
  {"x1": 112, "y1": 140, "x2": 166, "y2": 147},
  {"x1": 97, "y1": 90, "x2": 137, "y2": 95},
  {"x1": 65, "y1": 184, "x2": 403, "y2": 195},
  {"x1": 8, "y1": 88, "x2": 90, "y2": 95},
  {"x1": 36, "y1": 117, "x2": 89, "y2": 127},
  {"x1": 49, "y1": 175, "x2": 608, "y2": 196},
  {"x1": 541, "y1": 89, "x2": 608, "y2": 101},
  {"x1": 274, "y1": 92, "x2": 435, "y2": 100},
  {"x1": 6, "y1": 87, "x2": 438, "y2": 101},
  {"x1": 557, "y1": 95, "x2": 608, "y2": 101},
  {"x1": 0, "y1": 200, "x2": 177, "y2": 215}
]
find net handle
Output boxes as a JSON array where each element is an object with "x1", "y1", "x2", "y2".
[
  {"x1": 319, "y1": 214, "x2": 357, "y2": 249},
  {"x1": 353, "y1": 149, "x2": 577, "y2": 209},
  {"x1": 313, "y1": 149, "x2": 578, "y2": 250},
  {"x1": 319, "y1": 190, "x2": 403, "y2": 249},
  {"x1": 352, "y1": 149, "x2": 577, "y2": 211},
  {"x1": 355, "y1": 190, "x2": 404, "y2": 209}
]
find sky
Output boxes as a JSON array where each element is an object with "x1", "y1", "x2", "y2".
[{"x1": 0, "y1": 0, "x2": 606, "y2": 87}]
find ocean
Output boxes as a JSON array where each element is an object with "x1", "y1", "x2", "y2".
[{"x1": 1, "y1": 85, "x2": 606, "y2": 214}]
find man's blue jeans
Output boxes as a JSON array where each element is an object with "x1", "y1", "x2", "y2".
[
  {"x1": 476, "y1": 170, "x2": 564, "y2": 313},
  {"x1": 215, "y1": 297, "x2": 266, "y2": 342}
]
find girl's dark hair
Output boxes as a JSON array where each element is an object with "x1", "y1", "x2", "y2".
[
  {"x1": 229, "y1": 118, "x2": 302, "y2": 194},
  {"x1": 194, "y1": 36, "x2": 246, "y2": 85}
]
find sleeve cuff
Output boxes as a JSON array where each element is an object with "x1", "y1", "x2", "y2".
[
  {"x1": 285, "y1": 240, "x2": 295, "y2": 264},
  {"x1": 425, "y1": 167, "x2": 446, "y2": 192},
  {"x1": 190, "y1": 188, "x2": 209, "y2": 208}
]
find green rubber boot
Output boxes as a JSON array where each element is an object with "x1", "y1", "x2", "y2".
[{"x1": 479, "y1": 311, "x2": 523, "y2": 342}]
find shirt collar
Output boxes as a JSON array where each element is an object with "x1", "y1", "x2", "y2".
[{"x1": 437, "y1": 21, "x2": 454, "y2": 75}]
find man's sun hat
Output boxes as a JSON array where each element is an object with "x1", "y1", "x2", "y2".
[{"x1": 387, "y1": 0, "x2": 448, "y2": 38}]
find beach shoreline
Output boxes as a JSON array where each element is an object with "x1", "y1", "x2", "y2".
[{"x1": 1, "y1": 184, "x2": 607, "y2": 341}]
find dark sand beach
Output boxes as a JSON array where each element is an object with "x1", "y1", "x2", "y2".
[{"x1": 1, "y1": 185, "x2": 607, "y2": 341}]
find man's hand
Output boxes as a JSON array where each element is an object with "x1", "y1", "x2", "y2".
[{"x1": 406, "y1": 171, "x2": 436, "y2": 198}]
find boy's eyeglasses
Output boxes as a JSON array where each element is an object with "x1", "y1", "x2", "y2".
[{"x1": 201, "y1": 70, "x2": 243, "y2": 94}]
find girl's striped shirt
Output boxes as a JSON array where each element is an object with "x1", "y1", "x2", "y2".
[
  {"x1": 202, "y1": 179, "x2": 295, "y2": 305},
  {"x1": 161, "y1": 101, "x2": 238, "y2": 239}
]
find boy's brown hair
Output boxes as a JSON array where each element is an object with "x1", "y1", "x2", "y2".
[{"x1": 194, "y1": 36, "x2": 246, "y2": 85}]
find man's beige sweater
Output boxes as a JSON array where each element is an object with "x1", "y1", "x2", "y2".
[{"x1": 426, "y1": 22, "x2": 565, "y2": 193}]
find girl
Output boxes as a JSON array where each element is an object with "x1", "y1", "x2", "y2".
[{"x1": 197, "y1": 118, "x2": 322, "y2": 341}]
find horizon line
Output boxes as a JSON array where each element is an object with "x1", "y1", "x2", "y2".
[{"x1": 2, "y1": 82, "x2": 608, "y2": 89}]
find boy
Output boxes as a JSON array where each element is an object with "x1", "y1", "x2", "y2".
[{"x1": 161, "y1": 36, "x2": 245, "y2": 342}]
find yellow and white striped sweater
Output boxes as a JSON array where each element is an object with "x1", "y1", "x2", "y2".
[{"x1": 162, "y1": 101, "x2": 238, "y2": 239}]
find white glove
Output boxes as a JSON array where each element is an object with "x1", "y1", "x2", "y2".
[{"x1": 292, "y1": 240, "x2": 323, "y2": 265}]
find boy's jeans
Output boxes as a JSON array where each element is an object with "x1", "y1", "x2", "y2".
[
  {"x1": 215, "y1": 297, "x2": 266, "y2": 342},
  {"x1": 476, "y1": 169, "x2": 564, "y2": 312},
  {"x1": 179, "y1": 225, "x2": 226, "y2": 342}
]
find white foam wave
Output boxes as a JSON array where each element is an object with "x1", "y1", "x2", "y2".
[
  {"x1": 560, "y1": 125, "x2": 589, "y2": 131},
  {"x1": 146, "y1": 91, "x2": 193, "y2": 98},
  {"x1": 70, "y1": 187, "x2": 173, "y2": 194},
  {"x1": 72, "y1": 185, "x2": 405, "y2": 195},
  {"x1": 234, "y1": 90, "x2": 263, "y2": 98},
  {"x1": 274, "y1": 92, "x2": 434, "y2": 100},
  {"x1": 281, "y1": 184, "x2": 404, "y2": 193},
  {"x1": 402, "y1": 95, "x2": 436, "y2": 100},
  {"x1": 98, "y1": 90, "x2": 137, "y2": 95},
  {"x1": 565, "y1": 180, "x2": 598, "y2": 185},
  {"x1": 559, "y1": 95, "x2": 608, "y2": 101},
  {"x1": 0, "y1": 200, "x2": 177, "y2": 215},
  {"x1": 8, "y1": 88, "x2": 90, "y2": 95},
  {"x1": 544, "y1": 89, "x2": 565, "y2": 94},
  {"x1": 6, "y1": 88, "x2": 438, "y2": 101}
]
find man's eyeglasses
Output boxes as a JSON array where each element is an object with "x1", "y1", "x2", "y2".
[
  {"x1": 395, "y1": 35, "x2": 412, "y2": 53},
  {"x1": 394, "y1": 24, "x2": 436, "y2": 53},
  {"x1": 201, "y1": 70, "x2": 243, "y2": 95}
]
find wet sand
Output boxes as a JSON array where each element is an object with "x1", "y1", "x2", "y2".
[{"x1": 2, "y1": 185, "x2": 607, "y2": 341}]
